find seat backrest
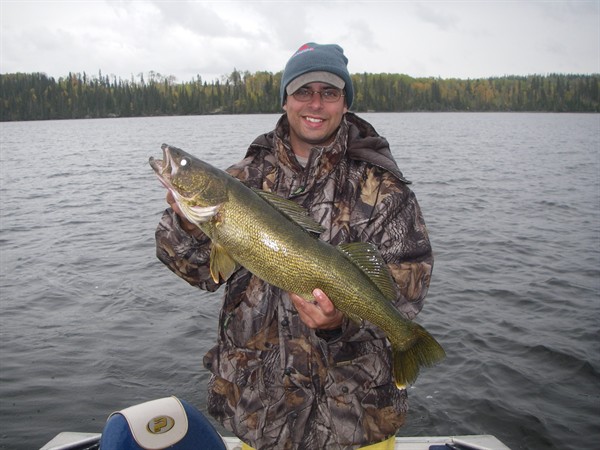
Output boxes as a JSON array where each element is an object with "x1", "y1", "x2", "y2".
[{"x1": 99, "y1": 396, "x2": 227, "y2": 450}]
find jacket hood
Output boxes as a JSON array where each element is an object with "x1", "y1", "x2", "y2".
[{"x1": 344, "y1": 112, "x2": 410, "y2": 184}]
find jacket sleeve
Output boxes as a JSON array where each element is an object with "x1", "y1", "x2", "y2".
[
  {"x1": 364, "y1": 183, "x2": 434, "y2": 320},
  {"x1": 335, "y1": 170, "x2": 433, "y2": 343},
  {"x1": 155, "y1": 208, "x2": 222, "y2": 292}
]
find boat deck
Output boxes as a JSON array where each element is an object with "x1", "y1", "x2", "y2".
[
  {"x1": 221, "y1": 435, "x2": 510, "y2": 450},
  {"x1": 41, "y1": 432, "x2": 510, "y2": 450}
]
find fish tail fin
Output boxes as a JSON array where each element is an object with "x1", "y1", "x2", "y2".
[{"x1": 392, "y1": 325, "x2": 446, "y2": 389}]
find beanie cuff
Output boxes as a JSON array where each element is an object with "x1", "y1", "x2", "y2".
[{"x1": 286, "y1": 72, "x2": 345, "y2": 95}]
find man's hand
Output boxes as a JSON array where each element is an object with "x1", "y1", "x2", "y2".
[{"x1": 290, "y1": 289, "x2": 344, "y2": 330}]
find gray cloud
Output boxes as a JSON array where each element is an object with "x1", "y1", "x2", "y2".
[
  {"x1": 413, "y1": 2, "x2": 459, "y2": 31},
  {"x1": 1, "y1": 0, "x2": 597, "y2": 81}
]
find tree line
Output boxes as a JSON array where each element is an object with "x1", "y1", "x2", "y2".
[{"x1": 1, "y1": 69, "x2": 598, "y2": 121}]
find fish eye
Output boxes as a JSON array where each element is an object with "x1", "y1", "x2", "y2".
[{"x1": 180, "y1": 158, "x2": 189, "y2": 167}]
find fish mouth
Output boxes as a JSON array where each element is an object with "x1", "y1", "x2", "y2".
[{"x1": 149, "y1": 143, "x2": 176, "y2": 190}]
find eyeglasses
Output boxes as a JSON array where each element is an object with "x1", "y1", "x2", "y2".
[{"x1": 291, "y1": 87, "x2": 345, "y2": 103}]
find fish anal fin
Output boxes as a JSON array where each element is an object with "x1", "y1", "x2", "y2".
[
  {"x1": 253, "y1": 189, "x2": 325, "y2": 235},
  {"x1": 209, "y1": 244, "x2": 239, "y2": 283},
  {"x1": 337, "y1": 242, "x2": 397, "y2": 301}
]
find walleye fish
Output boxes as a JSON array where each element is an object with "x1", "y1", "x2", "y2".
[{"x1": 150, "y1": 144, "x2": 445, "y2": 388}]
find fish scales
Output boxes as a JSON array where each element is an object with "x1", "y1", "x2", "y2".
[{"x1": 214, "y1": 184, "x2": 394, "y2": 320}]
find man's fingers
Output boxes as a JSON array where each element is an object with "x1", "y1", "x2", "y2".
[
  {"x1": 313, "y1": 288, "x2": 335, "y2": 315},
  {"x1": 289, "y1": 290, "x2": 343, "y2": 330}
]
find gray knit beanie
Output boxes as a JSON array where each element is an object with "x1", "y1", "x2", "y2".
[{"x1": 280, "y1": 43, "x2": 354, "y2": 108}]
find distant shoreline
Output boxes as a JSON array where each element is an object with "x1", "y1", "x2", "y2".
[{"x1": 1, "y1": 71, "x2": 598, "y2": 121}]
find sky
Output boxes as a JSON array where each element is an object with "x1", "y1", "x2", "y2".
[{"x1": 1, "y1": 0, "x2": 598, "y2": 83}]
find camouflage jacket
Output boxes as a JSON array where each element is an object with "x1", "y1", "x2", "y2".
[{"x1": 155, "y1": 113, "x2": 433, "y2": 450}]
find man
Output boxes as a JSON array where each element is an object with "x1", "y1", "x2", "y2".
[{"x1": 155, "y1": 43, "x2": 433, "y2": 450}]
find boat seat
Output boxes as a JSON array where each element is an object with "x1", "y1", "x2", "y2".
[{"x1": 99, "y1": 396, "x2": 227, "y2": 450}]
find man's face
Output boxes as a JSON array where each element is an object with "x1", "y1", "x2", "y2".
[{"x1": 283, "y1": 82, "x2": 348, "y2": 157}]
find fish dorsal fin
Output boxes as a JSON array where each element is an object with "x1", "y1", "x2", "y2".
[
  {"x1": 253, "y1": 189, "x2": 325, "y2": 235},
  {"x1": 337, "y1": 242, "x2": 397, "y2": 301}
]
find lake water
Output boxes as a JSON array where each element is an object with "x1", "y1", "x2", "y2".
[{"x1": 0, "y1": 113, "x2": 598, "y2": 450}]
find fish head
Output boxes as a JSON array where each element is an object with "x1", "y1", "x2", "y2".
[{"x1": 149, "y1": 144, "x2": 228, "y2": 225}]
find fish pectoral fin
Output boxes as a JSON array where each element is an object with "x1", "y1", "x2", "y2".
[
  {"x1": 209, "y1": 244, "x2": 239, "y2": 283},
  {"x1": 337, "y1": 242, "x2": 397, "y2": 302},
  {"x1": 253, "y1": 189, "x2": 325, "y2": 235}
]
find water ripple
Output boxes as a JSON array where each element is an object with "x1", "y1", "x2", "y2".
[{"x1": 1, "y1": 113, "x2": 599, "y2": 450}]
